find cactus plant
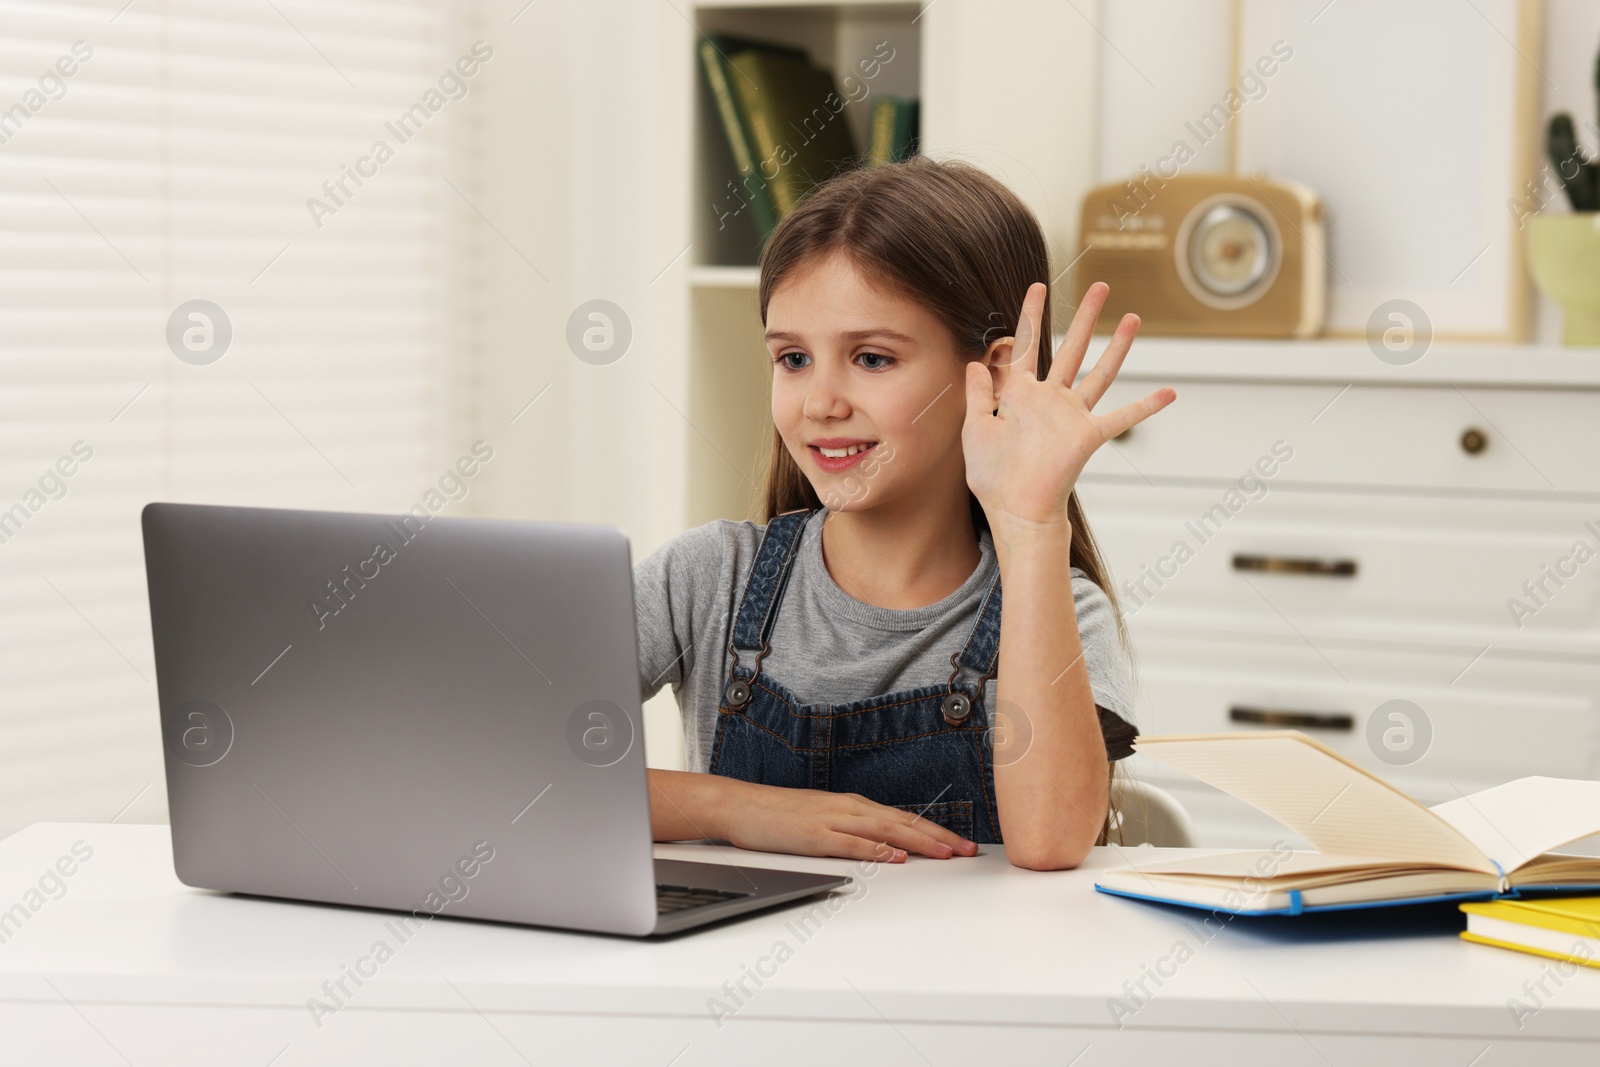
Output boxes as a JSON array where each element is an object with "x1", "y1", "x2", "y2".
[{"x1": 1544, "y1": 43, "x2": 1600, "y2": 211}]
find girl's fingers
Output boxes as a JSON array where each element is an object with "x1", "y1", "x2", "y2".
[
  {"x1": 841, "y1": 817, "x2": 950, "y2": 859},
  {"x1": 1075, "y1": 313, "x2": 1141, "y2": 409},
  {"x1": 823, "y1": 831, "x2": 907, "y2": 863},
  {"x1": 1006, "y1": 282, "x2": 1047, "y2": 382},
  {"x1": 881, "y1": 826, "x2": 959, "y2": 859},
  {"x1": 849, "y1": 812, "x2": 967, "y2": 859},
  {"x1": 1047, "y1": 281, "x2": 1108, "y2": 387},
  {"x1": 1098, "y1": 387, "x2": 1177, "y2": 440},
  {"x1": 962, "y1": 359, "x2": 996, "y2": 432},
  {"x1": 896, "y1": 810, "x2": 976, "y2": 854}
]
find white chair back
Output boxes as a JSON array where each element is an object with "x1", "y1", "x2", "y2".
[{"x1": 1108, "y1": 777, "x2": 1195, "y2": 848}]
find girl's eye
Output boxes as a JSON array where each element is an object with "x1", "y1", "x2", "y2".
[
  {"x1": 858, "y1": 351, "x2": 893, "y2": 371},
  {"x1": 774, "y1": 350, "x2": 809, "y2": 371}
]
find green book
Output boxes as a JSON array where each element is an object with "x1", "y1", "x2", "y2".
[
  {"x1": 866, "y1": 96, "x2": 919, "y2": 166},
  {"x1": 725, "y1": 48, "x2": 861, "y2": 221},
  {"x1": 698, "y1": 35, "x2": 796, "y2": 243}
]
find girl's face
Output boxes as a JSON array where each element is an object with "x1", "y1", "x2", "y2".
[{"x1": 765, "y1": 249, "x2": 974, "y2": 514}]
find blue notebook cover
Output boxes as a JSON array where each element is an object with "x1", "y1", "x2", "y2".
[{"x1": 1094, "y1": 881, "x2": 1600, "y2": 917}]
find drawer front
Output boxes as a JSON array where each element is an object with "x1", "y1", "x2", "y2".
[
  {"x1": 1084, "y1": 379, "x2": 1600, "y2": 494},
  {"x1": 1125, "y1": 633, "x2": 1600, "y2": 794},
  {"x1": 1078, "y1": 484, "x2": 1600, "y2": 642}
]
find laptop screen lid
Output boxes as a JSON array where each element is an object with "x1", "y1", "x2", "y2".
[{"x1": 142, "y1": 502, "x2": 659, "y2": 936}]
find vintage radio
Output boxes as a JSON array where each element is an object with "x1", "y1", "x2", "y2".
[{"x1": 1070, "y1": 173, "x2": 1325, "y2": 338}]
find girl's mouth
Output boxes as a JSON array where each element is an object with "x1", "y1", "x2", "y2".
[{"x1": 808, "y1": 441, "x2": 877, "y2": 473}]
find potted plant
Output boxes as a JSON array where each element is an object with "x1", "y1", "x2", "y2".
[{"x1": 1528, "y1": 43, "x2": 1600, "y2": 345}]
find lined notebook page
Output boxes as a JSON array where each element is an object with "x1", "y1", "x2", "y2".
[
  {"x1": 1138, "y1": 732, "x2": 1493, "y2": 872},
  {"x1": 1431, "y1": 777, "x2": 1600, "y2": 873}
]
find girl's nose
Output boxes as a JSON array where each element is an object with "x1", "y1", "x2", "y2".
[{"x1": 802, "y1": 363, "x2": 852, "y2": 421}]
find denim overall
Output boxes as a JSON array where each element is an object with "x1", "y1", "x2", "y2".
[{"x1": 709, "y1": 508, "x2": 1006, "y2": 843}]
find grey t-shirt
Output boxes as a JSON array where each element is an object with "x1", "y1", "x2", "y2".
[{"x1": 633, "y1": 509, "x2": 1135, "y2": 774}]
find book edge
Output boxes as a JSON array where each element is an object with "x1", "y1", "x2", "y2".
[
  {"x1": 1095, "y1": 881, "x2": 1504, "y2": 916},
  {"x1": 1136, "y1": 730, "x2": 1497, "y2": 874},
  {"x1": 1461, "y1": 930, "x2": 1600, "y2": 969}
]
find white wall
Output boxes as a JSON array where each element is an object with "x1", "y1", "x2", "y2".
[
  {"x1": 1095, "y1": 0, "x2": 1235, "y2": 182},
  {"x1": 463, "y1": 0, "x2": 692, "y2": 557}
]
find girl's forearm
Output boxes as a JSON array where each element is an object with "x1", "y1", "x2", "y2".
[
  {"x1": 990, "y1": 519, "x2": 1111, "y2": 869},
  {"x1": 648, "y1": 767, "x2": 738, "y2": 842}
]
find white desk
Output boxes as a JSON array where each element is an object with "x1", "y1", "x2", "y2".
[{"x1": 2, "y1": 823, "x2": 1597, "y2": 1066}]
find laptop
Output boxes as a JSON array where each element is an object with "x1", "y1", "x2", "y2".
[{"x1": 141, "y1": 502, "x2": 850, "y2": 936}]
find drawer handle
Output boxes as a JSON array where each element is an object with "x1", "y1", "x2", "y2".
[
  {"x1": 1230, "y1": 706, "x2": 1354, "y2": 731},
  {"x1": 1461, "y1": 427, "x2": 1489, "y2": 455},
  {"x1": 1232, "y1": 554, "x2": 1357, "y2": 577}
]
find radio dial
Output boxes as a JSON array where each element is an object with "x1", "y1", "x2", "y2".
[{"x1": 1189, "y1": 203, "x2": 1275, "y2": 299}]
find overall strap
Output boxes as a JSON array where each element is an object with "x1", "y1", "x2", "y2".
[
  {"x1": 729, "y1": 508, "x2": 814, "y2": 655},
  {"x1": 946, "y1": 571, "x2": 1004, "y2": 702}
]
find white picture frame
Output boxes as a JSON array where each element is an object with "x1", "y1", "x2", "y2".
[{"x1": 1233, "y1": 0, "x2": 1541, "y2": 340}]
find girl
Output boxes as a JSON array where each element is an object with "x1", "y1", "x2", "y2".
[{"x1": 636, "y1": 157, "x2": 1174, "y2": 871}]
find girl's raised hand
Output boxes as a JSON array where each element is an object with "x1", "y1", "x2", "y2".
[{"x1": 961, "y1": 281, "x2": 1175, "y2": 533}]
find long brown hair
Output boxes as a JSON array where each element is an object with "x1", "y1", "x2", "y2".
[{"x1": 755, "y1": 156, "x2": 1125, "y2": 635}]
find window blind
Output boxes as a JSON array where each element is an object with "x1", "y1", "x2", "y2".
[{"x1": 0, "y1": 0, "x2": 462, "y2": 836}]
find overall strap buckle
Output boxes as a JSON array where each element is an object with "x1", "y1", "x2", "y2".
[
  {"x1": 942, "y1": 572, "x2": 1003, "y2": 725},
  {"x1": 723, "y1": 638, "x2": 769, "y2": 710},
  {"x1": 942, "y1": 649, "x2": 999, "y2": 726}
]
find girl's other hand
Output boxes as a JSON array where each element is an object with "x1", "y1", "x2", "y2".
[
  {"x1": 719, "y1": 779, "x2": 980, "y2": 862},
  {"x1": 962, "y1": 281, "x2": 1175, "y2": 533}
]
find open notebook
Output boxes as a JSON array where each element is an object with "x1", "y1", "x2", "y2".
[{"x1": 1096, "y1": 731, "x2": 1600, "y2": 915}]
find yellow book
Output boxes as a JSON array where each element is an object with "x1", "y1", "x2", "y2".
[{"x1": 1460, "y1": 898, "x2": 1600, "y2": 968}]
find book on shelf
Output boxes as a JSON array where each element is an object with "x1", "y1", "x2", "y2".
[
  {"x1": 697, "y1": 35, "x2": 796, "y2": 244},
  {"x1": 1461, "y1": 897, "x2": 1600, "y2": 968},
  {"x1": 726, "y1": 48, "x2": 859, "y2": 218},
  {"x1": 1095, "y1": 730, "x2": 1600, "y2": 915},
  {"x1": 867, "y1": 96, "x2": 919, "y2": 166},
  {"x1": 698, "y1": 35, "x2": 862, "y2": 246}
]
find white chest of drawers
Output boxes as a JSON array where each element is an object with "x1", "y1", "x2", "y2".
[{"x1": 1077, "y1": 338, "x2": 1600, "y2": 847}]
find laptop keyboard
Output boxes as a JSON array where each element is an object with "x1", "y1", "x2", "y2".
[{"x1": 656, "y1": 883, "x2": 750, "y2": 914}]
